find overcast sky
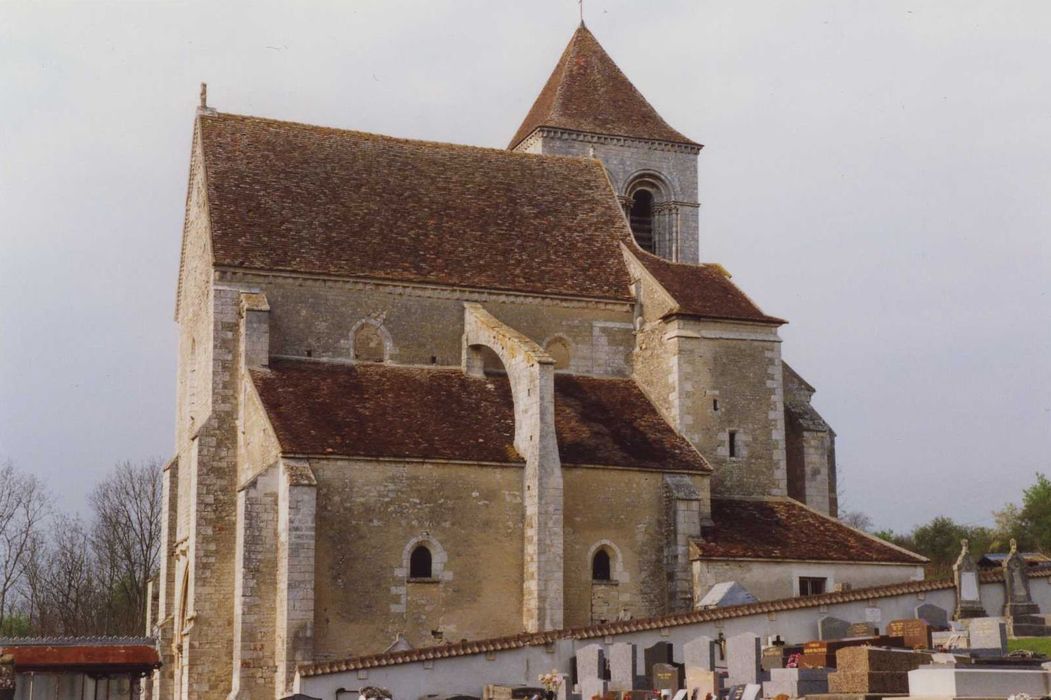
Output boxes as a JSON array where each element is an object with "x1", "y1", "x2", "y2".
[{"x1": 1, "y1": 1, "x2": 1048, "y2": 532}]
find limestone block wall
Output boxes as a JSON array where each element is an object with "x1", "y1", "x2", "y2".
[
  {"x1": 666, "y1": 319, "x2": 787, "y2": 499},
  {"x1": 692, "y1": 559, "x2": 925, "y2": 603},
  {"x1": 216, "y1": 270, "x2": 635, "y2": 377},
  {"x1": 464, "y1": 304, "x2": 563, "y2": 633},
  {"x1": 309, "y1": 458, "x2": 526, "y2": 657},
  {"x1": 228, "y1": 464, "x2": 279, "y2": 700},
  {"x1": 519, "y1": 129, "x2": 701, "y2": 262},
  {"x1": 275, "y1": 459, "x2": 317, "y2": 696}
]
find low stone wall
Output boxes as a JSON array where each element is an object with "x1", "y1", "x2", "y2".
[{"x1": 295, "y1": 573, "x2": 1050, "y2": 700}]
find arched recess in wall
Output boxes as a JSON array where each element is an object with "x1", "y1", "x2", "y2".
[
  {"x1": 543, "y1": 335, "x2": 572, "y2": 371},
  {"x1": 625, "y1": 173, "x2": 672, "y2": 255},
  {"x1": 350, "y1": 317, "x2": 394, "y2": 363}
]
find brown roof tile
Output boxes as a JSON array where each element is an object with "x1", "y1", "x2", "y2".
[
  {"x1": 299, "y1": 568, "x2": 1034, "y2": 676},
  {"x1": 694, "y1": 498, "x2": 926, "y2": 564},
  {"x1": 509, "y1": 25, "x2": 699, "y2": 149},
  {"x1": 250, "y1": 360, "x2": 709, "y2": 473},
  {"x1": 633, "y1": 249, "x2": 785, "y2": 324},
  {"x1": 198, "y1": 113, "x2": 633, "y2": 301}
]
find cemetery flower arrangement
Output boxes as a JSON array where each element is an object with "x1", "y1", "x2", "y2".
[
  {"x1": 538, "y1": 670, "x2": 563, "y2": 693},
  {"x1": 785, "y1": 653, "x2": 801, "y2": 669}
]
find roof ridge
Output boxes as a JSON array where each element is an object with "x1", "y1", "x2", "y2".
[{"x1": 205, "y1": 110, "x2": 607, "y2": 165}]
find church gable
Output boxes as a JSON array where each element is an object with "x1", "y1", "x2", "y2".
[{"x1": 197, "y1": 112, "x2": 634, "y2": 301}]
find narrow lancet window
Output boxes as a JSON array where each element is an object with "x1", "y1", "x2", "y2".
[
  {"x1": 629, "y1": 189, "x2": 655, "y2": 253},
  {"x1": 409, "y1": 545, "x2": 433, "y2": 579},
  {"x1": 592, "y1": 549, "x2": 612, "y2": 581}
]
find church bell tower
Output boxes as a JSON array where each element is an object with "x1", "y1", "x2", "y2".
[{"x1": 510, "y1": 24, "x2": 703, "y2": 263}]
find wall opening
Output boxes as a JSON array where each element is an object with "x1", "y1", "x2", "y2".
[
  {"x1": 728, "y1": 430, "x2": 738, "y2": 458},
  {"x1": 799, "y1": 576, "x2": 827, "y2": 596},
  {"x1": 544, "y1": 337, "x2": 571, "y2": 371},
  {"x1": 409, "y1": 545, "x2": 433, "y2": 579},
  {"x1": 629, "y1": 189, "x2": 655, "y2": 253},
  {"x1": 592, "y1": 549, "x2": 612, "y2": 581},
  {"x1": 353, "y1": 322, "x2": 387, "y2": 362}
]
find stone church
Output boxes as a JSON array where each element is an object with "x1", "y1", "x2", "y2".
[{"x1": 151, "y1": 23, "x2": 926, "y2": 699}]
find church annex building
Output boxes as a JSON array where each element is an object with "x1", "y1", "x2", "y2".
[{"x1": 150, "y1": 24, "x2": 926, "y2": 699}]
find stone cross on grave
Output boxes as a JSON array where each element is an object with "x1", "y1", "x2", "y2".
[{"x1": 952, "y1": 539, "x2": 987, "y2": 620}]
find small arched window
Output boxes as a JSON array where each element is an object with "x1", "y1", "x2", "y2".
[
  {"x1": 409, "y1": 545, "x2": 433, "y2": 579},
  {"x1": 545, "y1": 337, "x2": 571, "y2": 370},
  {"x1": 353, "y1": 323, "x2": 387, "y2": 362},
  {"x1": 629, "y1": 189, "x2": 655, "y2": 253},
  {"x1": 592, "y1": 549, "x2": 612, "y2": 582}
]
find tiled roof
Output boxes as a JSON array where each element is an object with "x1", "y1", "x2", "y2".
[
  {"x1": 509, "y1": 25, "x2": 699, "y2": 149},
  {"x1": 298, "y1": 568, "x2": 1035, "y2": 676},
  {"x1": 0, "y1": 638, "x2": 160, "y2": 672},
  {"x1": 693, "y1": 498, "x2": 926, "y2": 564},
  {"x1": 250, "y1": 359, "x2": 709, "y2": 473},
  {"x1": 633, "y1": 249, "x2": 785, "y2": 325},
  {"x1": 198, "y1": 112, "x2": 633, "y2": 302}
]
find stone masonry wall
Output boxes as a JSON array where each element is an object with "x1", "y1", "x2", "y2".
[
  {"x1": 309, "y1": 458, "x2": 526, "y2": 657},
  {"x1": 217, "y1": 270, "x2": 635, "y2": 377},
  {"x1": 520, "y1": 129, "x2": 700, "y2": 263}
]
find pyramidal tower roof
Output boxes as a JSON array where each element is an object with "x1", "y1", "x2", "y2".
[{"x1": 509, "y1": 24, "x2": 699, "y2": 149}]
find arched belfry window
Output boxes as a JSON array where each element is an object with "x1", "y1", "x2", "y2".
[
  {"x1": 629, "y1": 189, "x2": 655, "y2": 253},
  {"x1": 409, "y1": 544, "x2": 433, "y2": 579},
  {"x1": 592, "y1": 549, "x2": 612, "y2": 582}
]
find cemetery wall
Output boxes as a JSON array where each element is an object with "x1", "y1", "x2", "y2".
[
  {"x1": 308, "y1": 458, "x2": 527, "y2": 658},
  {"x1": 693, "y1": 559, "x2": 925, "y2": 601},
  {"x1": 296, "y1": 575, "x2": 1051, "y2": 700},
  {"x1": 216, "y1": 270, "x2": 635, "y2": 376}
]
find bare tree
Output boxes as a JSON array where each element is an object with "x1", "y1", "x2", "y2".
[
  {"x1": 36, "y1": 516, "x2": 104, "y2": 635},
  {"x1": 0, "y1": 461, "x2": 48, "y2": 631},
  {"x1": 839, "y1": 510, "x2": 874, "y2": 532},
  {"x1": 89, "y1": 459, "x2": 164, "y2": 635}
]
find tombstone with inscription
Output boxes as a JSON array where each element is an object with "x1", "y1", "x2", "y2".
[
  {"x1": 818, "y1": 615, "x2": 851, "y2": 641},
  {"x1": 915, "y1": 602, "x2": 950, "y2": 630},
  {"x1": 887, "y1": 618, "x2": 933, "y2": 650},
  {"x1": 609, "y1": 642, "x2": 641, "y2": 691},
  {"x1": 846, "y1": 622, "x2": 878, "y2": 638},
  {"x1": 726, "y1": 633, "x2": 765, "y2": 687},
  {"x1": 953, "y1": 539, "x2": 987, "y2": 620},
  {"x1": 576, "y1": 644, "x2": 608, "y2": 700},
  {"x1": 965, "y1": 617, "x2": 1008, "y2": 657},
  {"x1": 644, "y1": 642, "x2": 675, "y2": 688},
  {"x1": 652, "y1": 663, "x2": 684, "y2": 693}
]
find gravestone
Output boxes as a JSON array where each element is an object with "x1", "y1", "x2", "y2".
[
  {"x1": 915, "y1": 602, "x2": 950, "y2": 630},
  {"x1": 762, "y1": 668, "x2": 830, "y2": 698},
  {"x1": 827, "y1": 646, "x2": 932, "y2": 694},
  {"x1": 887, "y1": 618, "x2": 933, "y2": 650},
  {"x1": 1003, "y1": 539, "x2": 1036, "y2": 615},
  {"x1": 652, "y1": 663, "x2": 683, "y2": 692},
  {"x1": 683, "y1": 636, "x2": 719, "y2": 698},
  {"x1": 846, "y1": 622, "x2": 877, "y2": 637},
  {"x1": 966, "y1": 617, "x2": 1008, "y2": 657},
  {"x1": 740, "y1": 684, "x2": 761, "y2": 700},
  {"x1": 817, "y1": 615, "x2": 851, "y2": 640},
  {"x1": 953, "y1": 539, "x2": 988, "y2": 620},
  {"x1": 609, "y1": 642, "x2": 640, "y2": 691},
  {"x1": 683, "y1": 636, "x2": 715, "y2": 672},
  {"x1": 726, "y1": 633, "x2": 764, "y2": 686},
  {"x1": 644, "y1": 642, "x2": 675, "y2": 687},
  {"x1": 576, "y1": 644, "x2": 608, "y2": 700}
]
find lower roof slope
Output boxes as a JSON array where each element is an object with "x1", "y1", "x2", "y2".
[
  {"x1": 632, "y1": 248, "x2": 785, "y2": 325},
  {"x1": 693, "y1": 497, "x2": 926, "y2": 565},
  {"x1": 198, "y1": 113, "x2": 634, "y2": 302},
  {"x1": 250, "y1": 359, "x2": 709, "y2": 473}
]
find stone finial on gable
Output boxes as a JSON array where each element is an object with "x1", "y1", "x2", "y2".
[{"x1": 197, "y1": 81, "x2": 217, "y2": 117}]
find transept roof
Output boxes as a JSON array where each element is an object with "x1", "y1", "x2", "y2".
[{"x1": 509, "y1": 24, "x2": 699, "y2": 149}]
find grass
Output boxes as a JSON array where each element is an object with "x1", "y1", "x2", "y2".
[{"x1": 1007, "y1": 637, "x2": 1051, "y2": 656}]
